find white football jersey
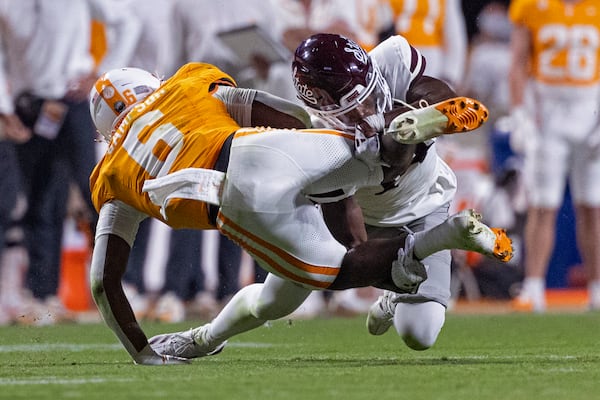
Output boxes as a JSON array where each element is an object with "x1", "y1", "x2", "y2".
[
  {"x1": 354, "y1": 35, "x2": 457, "y2": 226},
  {"x1": 370, "y1": 35, "x2": 426, "y2": 101}
]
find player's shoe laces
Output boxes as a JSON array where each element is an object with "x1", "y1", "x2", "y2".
[
  {"x1": 386, "y1": 97, "x2": 488, "y2": 144},
  {"x1": 149, "y1": 326, "x2": 226, "y2": 359},
  {"x1": 442, "y1": 209, "x2": 513, "y2": 262},
  {"x1": 366, "y1": 290, "x2": 400, "y2": 335}
]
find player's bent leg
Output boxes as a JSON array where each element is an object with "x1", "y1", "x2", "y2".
[
  {"x1": 247, "y1": 273, "x2": 314, "y2": 321},
  {"x1": 150, "y1": 274, "x2": 312, "y2": 359},
  {"x1": 386, "y1": 97, "x2": 488, "y2": 144},
  {"x1": 413, "y1": 209, "x2": 513, "y2": 262},
  {"x1": 393, "y1": 301, "x2": 446, "y2": 351},
  {"x1": 332, "y1": 232, "x2": 429, "y2": 295}
]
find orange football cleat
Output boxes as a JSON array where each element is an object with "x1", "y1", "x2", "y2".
[{"x1": 386, "y1": 97, "x2": 489, "y2": 144}]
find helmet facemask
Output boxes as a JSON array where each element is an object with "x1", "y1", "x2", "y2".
[{"x1": 306, "y1": 62, "x2": 392, "y2": 134}]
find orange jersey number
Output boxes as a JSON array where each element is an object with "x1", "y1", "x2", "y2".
[
  {"x1": 389, "y1": 0, "x2": 445, "y2": 47},
  {"x1": 537, "y1": 24, "x2": 599, "y2": 84}
]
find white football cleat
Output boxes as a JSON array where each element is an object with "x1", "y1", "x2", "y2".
[
  {"x1": 386, "y1": 97, "x2": 488, "y2": 144},
  {"x1": 149, "y1": 326, "x2": 226, "y2": 359},
  {"x1": 366, "y1": 290, "x2": 400, "y2": 335},
  {"x1": 443, "y1": 209, "x2": 513, "y2": 262}
]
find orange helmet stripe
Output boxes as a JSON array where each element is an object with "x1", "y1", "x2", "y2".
[{"x1": 94, "y1": 77, "x2": 129, "y2": 116}]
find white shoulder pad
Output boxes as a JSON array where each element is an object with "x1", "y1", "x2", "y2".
[
  {"x1": 214, "y1": 86, "x2": 256, "y2": 127},
  {"x1": 370, "y1": 35, "x2": 426, "y2": 100}
]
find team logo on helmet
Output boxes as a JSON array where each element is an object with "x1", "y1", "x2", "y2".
[
  {"x1": 101, "y1": 86, "x2": 115, "y2": 99},
  {"x1": 293, "y1": 66, "x2": 318, "y2": 106},
  {"x1": 344, "y1": 41, "x2": 368, "y2": 64}
]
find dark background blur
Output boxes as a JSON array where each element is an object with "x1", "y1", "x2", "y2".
[{"x1": 462, "y1": 0, "x2": 511, "y2": 39}]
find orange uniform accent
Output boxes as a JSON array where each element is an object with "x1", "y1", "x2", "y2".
[
  {"x1": 388, "y1": 0, "x2": 446, "y2": 47},
  {"x1": 90, "y1": 20, "x2": 107, "y2": 69},
  {"x1": 509, "y1": 0, "x2": 600, "y2": 86},
  {"x1": 217, "y1": 212, "x2": 337, "y2": 289},
  {"x1": 90, "y1": 63, "x2": 240, "y2": 229}
]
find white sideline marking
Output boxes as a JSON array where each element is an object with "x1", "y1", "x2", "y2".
[
  {"x1": 228, "y1": 342, "x2": 274, "y2": 348},
  {"x1": 0, "y1": 377, "x2": 133, "y2": 386},
  {"x1": 0, "y1": 343, "x2": 122, "y2": 353},
  {"x1": 443, "y1": 355, "x2": 578, "y2": 361},
  {"x1": 0, "y1": 341, "x2": 274, "y2": 353}
]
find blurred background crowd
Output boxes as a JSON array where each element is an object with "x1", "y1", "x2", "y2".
[{"x1": 0, "y1": 0, "x2": 590, "y2": 325}]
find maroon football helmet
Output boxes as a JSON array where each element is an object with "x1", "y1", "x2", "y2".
[{"x1": 292, "y1": 33, "x2": 391, "y2": 131}]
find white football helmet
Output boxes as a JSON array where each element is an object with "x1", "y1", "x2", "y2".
[{"x1": 89, "y1": 67, "x2": 161, "y2": 141}]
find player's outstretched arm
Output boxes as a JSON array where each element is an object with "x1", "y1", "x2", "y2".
[
  {"x1": 214, "y1": 86, "x2": 312, "y2": 130},
  {"x1": 90, "y1": 201, "x2": 189, "y2": 365}
]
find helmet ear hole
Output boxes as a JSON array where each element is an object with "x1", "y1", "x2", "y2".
[
  {"x1": 89, "y1": 67, "x2": 161, "y2": 141},
  {"x1": 114, "y1": 101, "x2": 126, "y2": 114}
]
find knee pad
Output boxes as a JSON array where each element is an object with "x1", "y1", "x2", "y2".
[{"x1": 394, "y1": 301, "x2": 446, "y2": 350}]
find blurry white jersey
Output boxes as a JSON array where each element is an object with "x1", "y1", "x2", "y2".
[
  {"x1": 0, "y1": 0, "x2": 95, "y2": 112},
  {"x1": 121, "y1": 0, "x2": 179, "y2": 76},
  {"x1": 463, "y1": 41, "x2": 511, "y2": 118},
  {"x1": 354, "y1": 35, "x2": 457, "y2": 226}
]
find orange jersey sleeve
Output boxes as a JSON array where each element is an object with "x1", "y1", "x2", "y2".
[
  {"x1": 90, "y1": 63, "x2": 240, "y2": 229},
  {"x1": 389, "y1": 0, "x2": 446, "y2": 47},
  {"x1": 509, "y1": 0, "x2": 600, "y2": 86}
]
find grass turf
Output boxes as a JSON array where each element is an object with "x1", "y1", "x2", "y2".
[{"x1": 1, "y1": 312, "x2": 600, "y2": 400}]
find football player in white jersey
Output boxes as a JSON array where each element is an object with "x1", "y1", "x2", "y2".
[
  {"x1": 509, "y1": 0, "x2": 600, "y2": 313},
  {"x1": 291, "y1": 33, "x2": 498, "y2": 350}
]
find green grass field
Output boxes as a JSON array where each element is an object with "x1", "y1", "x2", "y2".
[{"x1": 1, "y1": 312, "x2": 600, "y2": 400}]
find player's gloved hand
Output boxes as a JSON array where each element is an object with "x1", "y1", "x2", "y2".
[
  {"x1": 391, "y1": 254, "x2": 427, "y2": 294},
  {"x1": 508, "y1": 106, "x2": 537, "y2": 155},
  {"x1": 390, "y1": 234, "x2": 428, "y2": 294},
  {"x1": 133, "y1": 344, "x2": 191, "y2": 365}
]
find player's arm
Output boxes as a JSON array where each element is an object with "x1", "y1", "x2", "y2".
[
  {"x1": 321, "y1": 196, "x2": 368, "y2": 249},
  {"x1": 215, "y1": 86, "x2": 311, "y2": 129},
  {"x1": 90, "y1": 200, "x2": 188, "y2": 365},
  {"x1": 508, "y1": 24, "x2": 531, "y2": 107},
  {"x1": 383, "y1": 75, "x2": 457, "y2": 126},
  {"x1": 506, "y1": 23, "x2": 536, "y2": 154},
  {"x1": 251, "y1": 90, "x2": 312, "y2": 128}
]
